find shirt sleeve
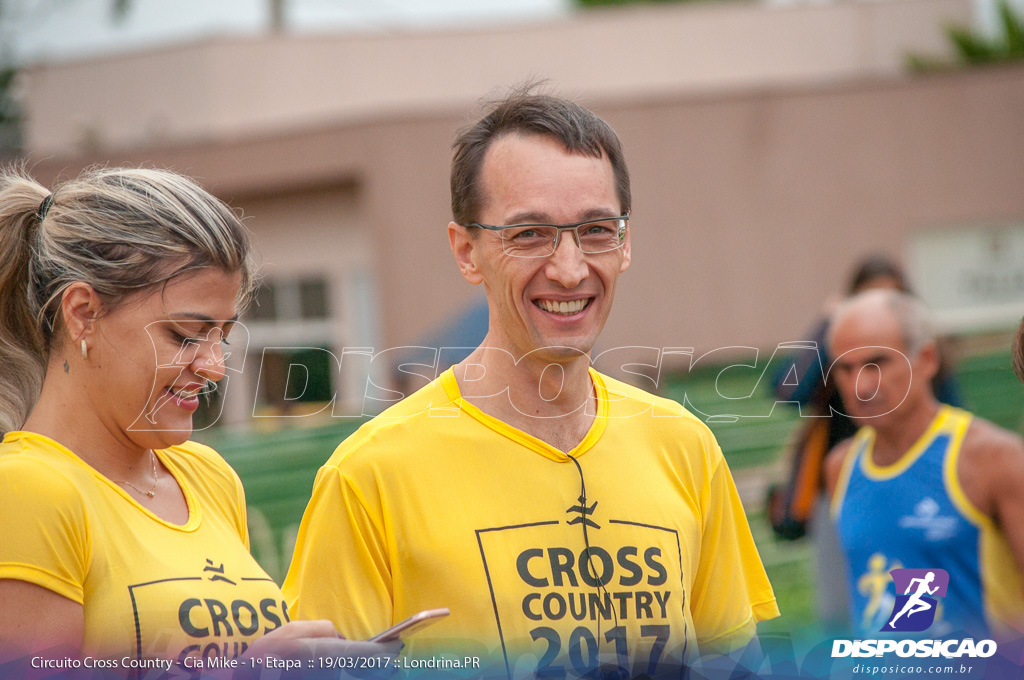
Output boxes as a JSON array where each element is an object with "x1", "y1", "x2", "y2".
[
  {"x1": 282, "y1": 462, "x2": 393, "y2": 640},
  {"x1": 0, "y1": 457, "x2": 90, "y2": 604},
  {"x1": 689, "y1": 440, "x2": 779, "y2": 654}
]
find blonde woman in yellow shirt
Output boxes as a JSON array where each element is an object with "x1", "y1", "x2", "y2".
[{"x1": 0, "y1": 167, "x2": 388, "y2": 667}]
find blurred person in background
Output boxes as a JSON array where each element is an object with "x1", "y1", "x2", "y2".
[
  {"x1": 767, "y1": 255, "x2": 960, "y2": 629},
  {"x1": 825, "y1": 290, "x2": 1024, "y2": 638},
  {"x1": 0, "y1": 167, "x2": 391, "y2": 666},
  {"x1": 283, "y1": 86, "x2": 778, "y2": 676}
]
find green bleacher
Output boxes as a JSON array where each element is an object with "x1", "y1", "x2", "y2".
[{"x1": 196, "y1": 349, "x2": 1024, "y2": 625}]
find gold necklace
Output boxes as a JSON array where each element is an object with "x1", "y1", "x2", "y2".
[{"x1": 114, "y1": 451, "x2": 158, "y2": 498}]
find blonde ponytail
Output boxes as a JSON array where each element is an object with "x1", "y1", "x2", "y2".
[{"x1": 0, "y1": 171, "x2": 49, "y2": 434}]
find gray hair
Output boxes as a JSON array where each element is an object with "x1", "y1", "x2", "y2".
[
  {"x1": 829, "y1": 289, "x2": 936, "y2": 357},
  {"x1": 0, "y1": 165, "x2": 256, "y2": 434}
]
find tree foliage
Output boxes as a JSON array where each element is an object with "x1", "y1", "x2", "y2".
[{"x1": 909, "y1": 0, "x2": 1024, "y2": 71}]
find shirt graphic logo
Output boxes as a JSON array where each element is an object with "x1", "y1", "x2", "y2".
[
  {"x1": 204, "y1": 559, "x2": 237, "y2": 585},
  {"x1": 475, "y1": 495, "x2": 687, "y2": 680},
  {"x1": 897, "y1": 497, "x2": 958, "y2": 541},
  {"x1": 881, "y1": 568, "x2": 949, "y2": 632},
  {"x1": 857, "y1": 553, "x2": 902, "y2": 633},
  {"x1": 565, "y1": 495, "x2": 600, "y2": 529}
]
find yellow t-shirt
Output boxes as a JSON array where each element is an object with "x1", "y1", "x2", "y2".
[
  {"x1": 0, "y1": 432, "x2": 289, "y2": 662},
  {"x1": 283, "y1": 368, "x2": 777, "y2": 677}
]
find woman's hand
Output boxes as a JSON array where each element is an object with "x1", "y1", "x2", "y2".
[{"x1": 244, "y1": 620, "x2": 400, "y2": 663}]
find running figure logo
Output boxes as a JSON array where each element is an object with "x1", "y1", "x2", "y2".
[{"x1": 881, "y1": 568, "x2": 949, "y2": 632}]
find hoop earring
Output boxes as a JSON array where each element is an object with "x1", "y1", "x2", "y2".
[{"x1": 81, "y1": 340, "x2": 88, "y2": 360}]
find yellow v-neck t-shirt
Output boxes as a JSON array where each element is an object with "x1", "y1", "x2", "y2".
[
  {"x1": 0, "y1": 432, "x2": 288, "y2": 662},
  {"x1": 284, "y1": 368, "x2": 777, "y2": 676}
]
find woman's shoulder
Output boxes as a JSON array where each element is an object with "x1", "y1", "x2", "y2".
[
  {"x1": 164, "y1": 440, "x2": 233, "y2": 474},
  {"x1": 163, "y1": 440, "x2": 244, "y2": 504},
  {"x1": 0, "y1": 434, "x2": 86, "y2": 512},
  {"x1": 0, "y1": 432, "x2": 90, "y2": 487}
]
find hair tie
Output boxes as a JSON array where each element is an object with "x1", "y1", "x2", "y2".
[{"x1": 37, "y1": 195, "x2": 53, "y2": 221}]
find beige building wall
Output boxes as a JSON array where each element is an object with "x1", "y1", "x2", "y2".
[
  {"x1": 601, "y1": 67, "x2": 1024, "y2": 364},
  {"x1": 230, "y1": 184, "x2": 372, "y2": 420},
  {"x1": 24, "y1": 0, "x2": 970, "y2": 156}
]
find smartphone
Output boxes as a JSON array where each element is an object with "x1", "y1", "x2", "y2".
[{"x1": 368, "y1": 608, "x2": 450, "y2": 643}]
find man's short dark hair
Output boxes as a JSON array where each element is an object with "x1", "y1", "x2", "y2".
[{"x1": 450, "y1": 86, "x2": 631, "y2": 226}]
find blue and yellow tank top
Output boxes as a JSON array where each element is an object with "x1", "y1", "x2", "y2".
[{"x1": 832, "y1": 405, "x2": 1023, "y2": 638}]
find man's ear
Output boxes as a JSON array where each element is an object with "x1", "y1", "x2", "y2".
[
  {"x1": 449, "y1": 221, "x2": 483, "y2": 285},
  {"x1": 915, "y1": 339, "x2": 940, "y2": 384},
  {"x1": 60, "y1": 282, "x2": 103, "y2": 346}
]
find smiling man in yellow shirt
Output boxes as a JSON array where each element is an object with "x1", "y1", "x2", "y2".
[{"x1": 283, "y1": 87, "x2": 778, "y2": 679}]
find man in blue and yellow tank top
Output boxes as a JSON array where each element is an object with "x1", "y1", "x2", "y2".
[{"x1": 825, "y1": 290, "x2": 1024, "y2": 640}]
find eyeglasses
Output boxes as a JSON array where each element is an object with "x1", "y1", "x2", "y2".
[{"x1": 465, "y1": 214, "x2": 629, "y2": 258}]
